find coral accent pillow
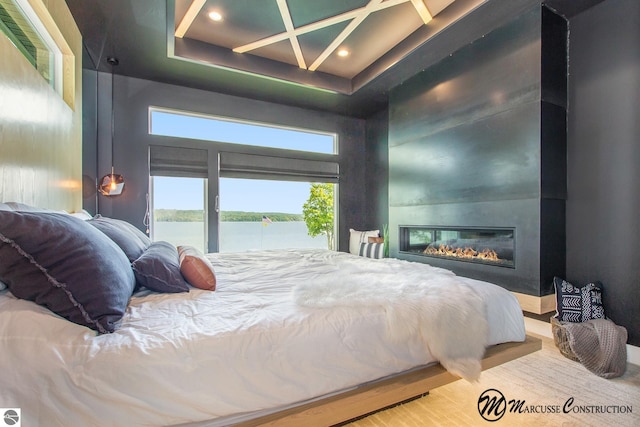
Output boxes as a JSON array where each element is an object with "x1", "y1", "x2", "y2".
[{"x1": 178, "y1": 246, "x2": 217, "y2": 291}]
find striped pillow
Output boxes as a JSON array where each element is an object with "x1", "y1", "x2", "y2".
[
  {"x1": 349, "y1": 229, "x2": 380, "y2": 255},
  {"x1": 359, "y1": 242, "x2": 384, "y2": 259}
]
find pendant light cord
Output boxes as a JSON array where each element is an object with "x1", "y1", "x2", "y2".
[
  {"x1": 108, "y1": 57, "x2": 118, "y2": 175},
  {"x1": 95, "y1": 64, "x2": 100, "y2": 213}
]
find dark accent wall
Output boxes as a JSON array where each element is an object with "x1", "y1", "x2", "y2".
[
  {"x1": 364, "y1": 108, "x2": 389, "y2": 231},
  {"x1": 82, "y1": 74, "x2": 366, "y2": 253},
  {"x1": 566, "y1": 0, "x2": 640, "y2": 346},
  {"x1": 81, "y1": 69, "x2": 98, "y2": 214},
  {"x1": 387, "y1": 6, "x2": 567, "y2": 297}
]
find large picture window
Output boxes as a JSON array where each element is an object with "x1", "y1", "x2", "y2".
[{"x1": 149, "y1": 108, "x2": 340, "y2": 253}]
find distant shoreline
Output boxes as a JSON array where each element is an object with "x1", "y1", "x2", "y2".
[{"x1": 154, "y1": 209, "x2": 303, "y2": 222}]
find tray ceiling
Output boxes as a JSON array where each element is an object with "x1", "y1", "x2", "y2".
[
  {"x1": 65, "y1": 0, "x2": 602, "y2": 116},
  {"x1": 171, "y1": 0, "x2": 460, "y2": 93}
]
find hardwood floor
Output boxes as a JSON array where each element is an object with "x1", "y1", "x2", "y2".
[{"x1": 346, "y1": 333, "x2": 640, "y2": 426}]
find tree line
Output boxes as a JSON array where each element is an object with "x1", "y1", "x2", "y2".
[{"x1": 154, "y1": 209, "x2": 303, "y2": 222}]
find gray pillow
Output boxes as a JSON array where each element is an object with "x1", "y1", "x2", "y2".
[
  {"x1": 0, "y1": 211, "x2": 136, "y2": 333},
  {"x1": 132, "y1": 241, "x2": 190, "y2": 293},
  {"x1": 88, "y1": 215, "x2": 151, "y2": 263}
]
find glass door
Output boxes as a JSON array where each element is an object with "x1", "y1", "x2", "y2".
[
  {"x1": 151, "y1": 176, "x2": 208, "y2": 253},
  {"x1": 218, "y1": 178, "x2": 335, "y2": 252}
]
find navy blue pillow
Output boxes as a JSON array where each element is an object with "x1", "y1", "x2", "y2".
[
  {"x1": 88, "y1": 215, "x2": 151, "y2": 263},
  {"x1": 553, "y1": 276, "x2": 605, "y2": 322},
  {"x1": 0, "y1": 211, "x2": 136, "y2": 333},
  {"x1": 132, "y1": 241, "x2": 189, "y2": 293}
]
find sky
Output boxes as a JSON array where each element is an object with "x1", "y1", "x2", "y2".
[
  {"x1": 150, "y1": 110, "x2": 334, "y2": 214},
  {"x1": 150, "y1": 110, "x2": 334, "y2": 153}
]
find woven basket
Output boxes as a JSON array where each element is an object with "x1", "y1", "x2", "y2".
[{"x1": 550, "y1": 316, "x2": 579, "y2": 362}]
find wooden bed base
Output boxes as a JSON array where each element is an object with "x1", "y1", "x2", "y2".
[{"x1": 236, "y1": 335, "x2": 541, "y2": 427}]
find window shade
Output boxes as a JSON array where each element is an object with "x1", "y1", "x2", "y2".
[
  {"x1": 219, "y1": 152, "x2": 339, "y2": 183},
  {"x1": 149, "y1": 145, "x2": 208, "y2": 178}
]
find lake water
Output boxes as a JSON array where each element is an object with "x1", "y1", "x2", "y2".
[{"x1": 153, "y1": 221, "x2": 328, "y2": 253}]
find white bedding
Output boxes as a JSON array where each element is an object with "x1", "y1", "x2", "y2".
[{"x1": 0, "y1": 249, "x2": 525, "y2": 427}]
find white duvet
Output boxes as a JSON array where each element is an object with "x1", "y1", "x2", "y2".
[{"x1": 0, "y1": 249, "x2": 525, "y2": 427}]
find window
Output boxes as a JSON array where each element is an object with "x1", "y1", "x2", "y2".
[
  {"x1": 0, "y1": 0, "x2": 63, "y2": 94},
  {"x1": 149, "y1": 145, "x2": 209, "y2": 252},
  {"x1": 149, "y1": 108, "x2": 336, "y2": 154},
  {"x1": 218, "y1": 178, "x2": 334, "y2": 252},
  {"x1": 148, "y1": 108, "x2": 340, "y2": 253},
  {"x1": 151, "y1": 176, "x2": 208, "y2": 253}
]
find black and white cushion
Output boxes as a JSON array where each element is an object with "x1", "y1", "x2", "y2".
[
  {"x1": 554, "y1": 276, "x2": 605, "y2": 322},
  {"x1": 359, "y1": 242, "x2": 385, "y2": 259}
]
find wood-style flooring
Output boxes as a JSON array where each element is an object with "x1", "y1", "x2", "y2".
[{"x1": 346, "y1": 333, "x2": 640, "y2": 426}]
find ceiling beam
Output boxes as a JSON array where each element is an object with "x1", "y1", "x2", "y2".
[
  {"x1": 276, "y1": 0, "x2": 307, "y2": 69},
  {"x1": 410, "y1": 0, "x2": 433, "y2": 24},
  {"x1": 309, "y1": 0, "x2": 385, "y2": 72},
  {"x1": 233, "y1": 0, "x2": 409, "y2": 55},
  {"x1": 175, "y1": 0, "x2": 206, "y2": 38}
]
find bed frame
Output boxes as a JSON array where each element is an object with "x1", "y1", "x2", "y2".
[{"x1": 237, "y1": 335, "x2": 541, "y2": 427}]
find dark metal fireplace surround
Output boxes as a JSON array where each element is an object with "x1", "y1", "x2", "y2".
[
  {"x1": 387, "y1": 6, "x2": 567, "y2": 298},
  {"x1": 400, "y1": 226, "x2": 515, "y2": 268}
]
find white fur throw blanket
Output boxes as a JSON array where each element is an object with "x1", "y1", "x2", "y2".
[
  {"x1": 564, "y1": 318, "x2": 628, "y2": 378},
  {"x1": 293, "y1": 258, "x2": 489, "y2": 381}
]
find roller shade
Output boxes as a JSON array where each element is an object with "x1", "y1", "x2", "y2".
[
  {"x1": 219, "y1": 152, "x2": 339, "y2": 183},
  {"x1": 149, "y1": 145, "x2": 208, "y2": 178}
]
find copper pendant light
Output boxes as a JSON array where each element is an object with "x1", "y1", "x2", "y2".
[{"x1": 98, "y1": 56, "x2": 125, "y2": 196}]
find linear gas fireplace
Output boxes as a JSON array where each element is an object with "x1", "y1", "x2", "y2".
[{"x1": 399, "y1": 226, "x2": 515, "y2": 268}]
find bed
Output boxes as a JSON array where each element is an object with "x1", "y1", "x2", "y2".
[{"x1": 0, "y1": 207, "x2": 539, "y2": 427}]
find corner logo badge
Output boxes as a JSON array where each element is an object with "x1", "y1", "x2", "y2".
[
  {"x1": 2, "y1": 408, "x2": 20, "y2": 426},
  {"x1": 478, "y1": 389, "x2": 507, "y2": 421},
  {"x1": 0, "y1": 408, "x2": 20, "y2": 427}
]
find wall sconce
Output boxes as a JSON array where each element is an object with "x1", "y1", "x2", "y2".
[{"x1": 98, "y1": 56, "x2": 125, "y2": 196}]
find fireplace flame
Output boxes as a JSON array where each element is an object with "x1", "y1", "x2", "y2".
[{"x1": 423, "y1": 244, "x2": 501, "y2": 262}]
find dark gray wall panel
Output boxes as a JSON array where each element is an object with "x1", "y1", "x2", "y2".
[
  {"x1": 364, "y1": 108, "x2": 389, "y2": 231},
  {"x1": 81, "y1": 69, "x2": 98, "y2": 215},
  {"x1": 566, "y1": 0, "x2": 640, "y2": 345},
  {"x1": 540, "y1": 198, "x2": 565, "y2": 295},
  {"x1": 389, "y1": 7, "x2": 542, "y2": 149},
  {"x1": 540, "y1": 101, "x2": 568, "y2": 199},
  {"x1": 389, "y1": 101, "x2": 542, "y2": 206},
  {"x1": 388, "y1": 5, "x2": 567, "y2": 298}
]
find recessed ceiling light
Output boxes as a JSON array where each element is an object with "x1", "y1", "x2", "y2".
[
  {"x1": 337, "y1": 49, "x2": 350, "y2": 57},
  {"x1": 208, "y1": 11, "x2": 223, "y2": 22}
]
